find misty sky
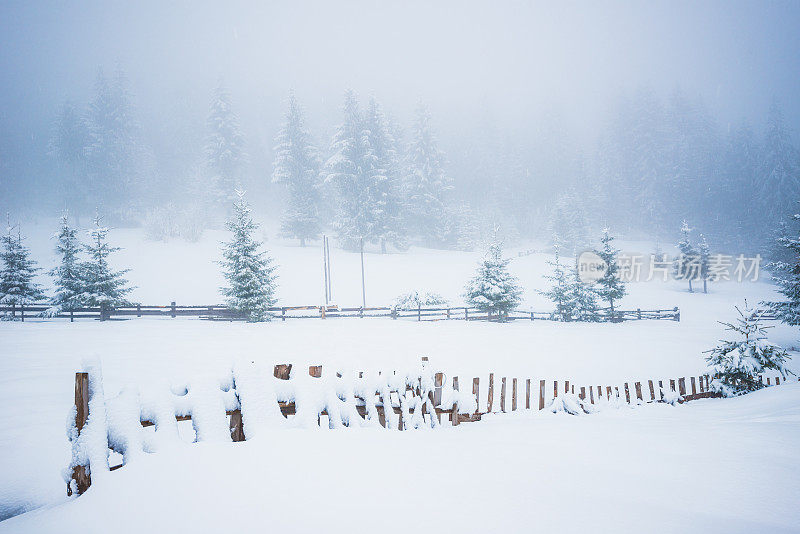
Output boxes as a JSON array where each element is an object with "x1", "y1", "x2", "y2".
[{"x1": 1, "y1": 0, "x2": 799, "y2": 196}]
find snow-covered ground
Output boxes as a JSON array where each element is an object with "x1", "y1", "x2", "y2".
[
  {"x1": 1, "y1": 223, "x2": 799, "y2": 529},
  {"x1": 2, "y1": 384, "x2": 799, "y2": 534}
]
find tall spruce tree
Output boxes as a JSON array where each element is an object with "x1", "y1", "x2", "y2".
[
  {"x1": 0, "y1": 221, "x2": 45, "y2": 308},
  {"x1": 594, "y1": 228, "x2": 626, "y2": 312},
  {"x1": 206, "y1": 81, "x2": 246, "y2": 210},
  {"x1": 405, "y1": 102, "x2": 451, "y2": 247},
  {"x1": 48, "y1": 212, "x2": 85, "y2": 314},
  {"x1": 218, "y1": 191, "x2": 277, "y2": 322},
  {"x1": 759, "y1": 101, "x2": 799, "y2": 224},
  {"x1": 705, "y1": 301, "x2": 790, "y2": 396},
  {"x1": 81, "y1": 214, "x2": 133, "y2": 313},
  {"x1": 463, "y1": 236, "x2": 522, "y2": 319},
  {"x1": 764, "y1": 211, "x2": 800, "y2": 325},
  {"x1": 272, "y1": 91, "x2": 322, "y2": 246},
  {"x1": 364, "y1": 97, "x2": 407, "y2": 253}
]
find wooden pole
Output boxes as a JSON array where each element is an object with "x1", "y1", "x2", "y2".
[
  {"x1": 554, "y1": 380, "x2": 558, "y2": 398},
  {"x1": 564, "y1": 380, "x2": 570, "y2": 394},
  {"x1": 580, "y1": 386, "x2": 586, "y2": 400},
  {"x1": 230, "y1": 410, "x2": 244, "y2": 441},
  {"x1": 648, "y1": 380, "x2": 655, "y2": 401},
  {"x1": 634, "y1": 382, "x2": 642, "y2": 401},
  {"x1": 539, "y1": 380, "x2": 546, "y2": 410},
  {"x1": 170, "y1": 301, "x2": 176, "y2": 318},
  {"x1": 500, "y1": 377, "x2": 507, "y2": 413},
  {"x1": 606, "y1": 386, "x2": 612, "y2": 400},
  {"x1": 487, "y1": 374, "x2": 494, "y2": 412},
  {"x1": 589, "y1": 386, "x2": 594, "y2": 404},
  {"x1": 472, "y1": 378, "x2": 480, "y2": 414},
  {"x1": 690, "y1": 376, "x2": 697, "y2": 396},
  {"x1": 624, "y1": 383, "x2": 631, "y2": 403},
  {"x1": 512, "y1": 378, "x2": 518, "y2": 411},
  {"x1": 274, "y1": 364, "x2": 292, "y2": 380},
  {"x1": 69, "y1": 372, "x2": 91, "y2": 495},
  {"x1": 309, "y1": 365, "x2": 322, "y2": 378},
  {"x1": 678, "y1": 378, "x2": 686, "y2": 396}
]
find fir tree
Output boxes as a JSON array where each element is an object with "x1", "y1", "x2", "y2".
[
  {"x1": 405, "y1": 102, "x2": 452, "y2": 247},
  {"x1": 272, "y1": 91, "x2": 322, "y2": 246},
  {"x1": 548, "y1": 188, "x2": 590, "y2": 256},
  {"x1": 674, "y1": 220, "x2": 698, "y2": 292},
  {"x1": 218, "y1": 191, "x2": 277, "y2": 322},
  {"x1": 763, "y1": 211, "x2": 800, "y2": 325},
  {"x1": 48, "y1": 212, "x2": 85, "y2": 314},
  {"x1": 704, "y1": 301, "x2": 790, "y2": 396},
  {"x1": 0, "y1": 220, "x2": 46, "y2": 308},
  {"x1": 49, "y1": 102, "x2": 89, "y2": 215},
  {"x1": 594, "y1": 228, "x2": 626, "y2": 313},
  {"x1": 463, "y1": 237, "x2": 522, "y2": 319},
  {"x1": 81, "y1": 214, "x2": 133, "y2": 313},
  {"x1": 540, "y1": 242, "x2": 575, "y2": 321},
  {"x1": 759, "y1": 101, "x2": 799, "y2": 224},
  {"x1": 206, "y1": 81, "x2": 246, "y2": 209},
  {"x1": 364, "y1": 97, "x2": 407, "y2": 253},
  {"x1": 568, "y1": 267, "x2": 600, "y2": 322}
]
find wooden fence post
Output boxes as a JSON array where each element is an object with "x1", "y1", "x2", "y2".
[
  {"x1": 637, "y1": 308, "x2": 641, "y2": 320},
  {"x1": 452, "y1": 377, "x2": 460, "y2": 426},
  {"x1": 597, "y1": 386, "x2": 602, "y2": 400},
  {"x1": 634, "y1": 382, "x2": 642, "y2": 401},
  {"x1": 690, "y1": 376, "x2": 697, "y2": 396},
  {"x1": 472, "y1": 378, "x2": 480, "y2": 414},
  {"x1": 648, "y1": 380, "x2": 655, "y2": 401},
  {"x1": 70, "y1": 309, "x2": 74, "y2": 323},
  {"x1": 678, "y1": 378, "x2": 686, "y2": 396},
  {"x1": 589, "y1": 386, "x2": 594, "y2": 404},
  {"x1": 465, "y1": 307, "x2": 469, "y2": 320},
  {"x1": 766, "y1": 377, "x2": 771, "y2": 386},
  {"x1": 282, "y1": 307, "x2": 286, "y2": 321},
  {"x1": 230, "y1": 410, "x2": 244, "y2": 441},
  {"x1": 699, "y1": 376, "x2": 705, "y2": 393},
  {"x1": 500, "y1": 377, "x2": 507, "y2": 412},
  {"x1": 554, "y1": 380, "x2": 558, "y2": 398},
  {"x1": 539, "y1": 380, "x2": 546, "y2": 410},
  {"x1": 20, "y1": 302, "x2": 24, "y2": 322},
  {"x1": 512, "y1": 378, "x2": 518, "y2": 411},
  {"x1": 309, "y1": 365, "x2": 322, "y2": 378},
  {"x1": 434, "y1": 372, "x2": 443, "y2": 407},
  {"x1": 274, "y1": 364, "x2": 292, "y2": 379},
  {"x1": 658, "y1": 380, "x2": 664, "y2": 400},
  {"x1": 170, "y1": 301, "x2": 176, "y2": 318},
  {"x1": 530, "y1": 311, "x2": 534, "y2": 321},
  {"x1": 446, "y1": 308, "x2": 451, "y2": 320},
  {"x1": 487, "y1": 374, "x2": 494, "y2": 412},
  {"x1": 525, "y1": 379, "x2": 531, "y2": 410},
  {"x1": 418, "y1": 304, "x2": 421, "y2": 322},
  {"x1": 579, "y1": 386, "x2": 586, "y2": 400},
  {"x1": 606, "y1": 386, "x2": 612, "y2": 400},
  {"x1": 136, "y1": 304, "x2": 141, "y2": 318},
  {"x1": 69, "y1": 372, "x2": 91, "y2": 495},
  {"x1": 564, "y1": 380, "x2": 570, "y2": 395},
  {"x1": 669, "y1": 379, "x2": 676, "y2": 393},
  {"x1": 624, "y1": 383, "x2": 631, "y2": 403}
]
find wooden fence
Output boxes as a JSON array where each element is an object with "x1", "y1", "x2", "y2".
[
  {"x1": 66, "y1": 358, "x2": 794, "y2": 495},
  {"x1": 1, "y1": 302, "x2": 681, "y2": 323}
]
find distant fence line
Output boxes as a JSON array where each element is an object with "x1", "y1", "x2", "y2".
[{"x1": 0, "y1": 302, "x2": 681, "y2": 323}]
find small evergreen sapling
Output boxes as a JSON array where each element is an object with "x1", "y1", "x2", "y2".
[
  {"x1": 463, "y1": 238, "x2": 522, "y2": 319},
  {"x1": 81, "y1": 214, "x2": 134, "y2": 314},
  {"x1": 568, "y1": 267, "x2": 600, "y2": 322},
  {"x1": 704, "y1": 301, "x2": 791, "y2": 396},
  {"x1": 674, "y1": 220, "x2": 698, "y2": 292},
  {"x1": 0, "y1": 221, "x2": 46, "y2": 311},
  {"x1": 540, "y1": 242, "x2": 575, "y2": 321},
  {"x1": 218, "y1": 191, "x2": 277, "y2": 322},
  {"x1": 48, "y1": 212, "x2": 85, "y2": 315},
  {"x1": 594, "y1": 228, "x2": 627, "y2": 313}
]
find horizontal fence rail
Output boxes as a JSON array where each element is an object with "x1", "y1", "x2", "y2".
[{"x1": 1, "y1": 302, "x2": 681, "y2": 323}]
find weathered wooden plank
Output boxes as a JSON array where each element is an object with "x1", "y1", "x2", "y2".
[
  {"x1": 501, "y1": 377, "x2": 507, "y2": 413},
  {"x1": 488, "y1": 374, "x2": 494, "y2": 412},
  {"x1": 539, "y1": 380, "x2": 546, "y2": 410},
  {"x1": 512, "y1": 378, "x2": 518, "y2": 411},
  {"x1": 229, "y1": 409, "x2": 244, "y2": 441},
  {"x1": 648, "y1": 380, "x2": 655, "y2": 401},
  {"x1": 525, "y1": 379, "x2": 531, "y2": 410},
  {"x1": 69, "y1": 372, "x2": 91, "y2": 496}
]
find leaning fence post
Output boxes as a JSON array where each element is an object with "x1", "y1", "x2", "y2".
[{"x1": 69, "y1": 372, "x2": 91, "y2": 495}]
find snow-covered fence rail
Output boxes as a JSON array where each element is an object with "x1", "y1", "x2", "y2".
[
  {"x1": 2, "y1": 303, "x2": 680, "y2": 322},
  {"x1": 66, "y1": 356, "x2": 797, "y2": 497}
]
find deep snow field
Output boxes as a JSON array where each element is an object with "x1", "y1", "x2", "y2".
[{"x1": 1, "y1": 221, "x2": 799, "y2": 531}]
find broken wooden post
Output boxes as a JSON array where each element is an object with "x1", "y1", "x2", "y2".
[
  {"x1": 512, "y1": 378, "x2": 518, "y2": 411},
  {"x1": 487, "y1": 374, "x2": 494, "y2": 412},
  {"x1": 539, "y1": 380, "x2": 546, "y2": 410},
  {"x1": 500, "y1": 377, "x2": 507, "y2": 412},
  {"x1": 230, "y1": 410, "x2": 244, "y2": 441},
  {"x1": 274, "y1": 364, "x2": 292, "y2": 379},
  {"x1": 309, "y1": 365, "x2": 322, "y2": 378},
  {"x1": 472, "y1": 378, "x2": 480, "y2": 414},
  {"x1": 69, "y1": 372, "x2": 91, "y2": 495},
  {"x1": 525, "y1": 379, "x2": 531, "y2": 410}
]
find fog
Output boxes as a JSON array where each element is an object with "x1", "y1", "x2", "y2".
[{"x1": 2, "y1": 0, "x2": 799, "y2": 251}]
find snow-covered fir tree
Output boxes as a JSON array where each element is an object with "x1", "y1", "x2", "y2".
[
  {"x1": 405, "y1": 102, "x2": 452, "y2": 248},
  {"x1": 763, "y1": 211, "x2": 800, "y2": 325},
  {"x1": 81, "y1": 214, "x2": 133, "y2": 313},
  {"x1": 463, "y1": 236, "x2": 522, "y2": 319},
  {"x1": 568, "y1": 267, "x2": 599, "y2": 322},
  {"x1": 705, "y1": 301, "x2": 790, "y2": 396},
  {"x1": 218, "y1": 191, "x2": 277, "y2": 322},
  {"x1": 48, "y1": 212, "x2": 85, "y2": 314},
  {"x1": 540, "y1": 242, "x2": 575, "y2": 321},
  {"x1": 594, "y1": 228, "x2": 626, "y2": 312},
  {"x1": 272, "y1": 91, "x2": 322, "y2": 246},
  {"x1": 674, "y1": 220, "x2": 698, "y2": 292},
  {"x1": 698, "y1": 233, "x2": 711, "y2": 294},
  {"x1": 364, "y1": 97, "x2": 407, "y2": 253},
  {"x1": 0, "y1": 221, "x2": 46, "y2": 308},
  {"x1": 206, "y1": 81, "x2": 246, "y2": 210}
]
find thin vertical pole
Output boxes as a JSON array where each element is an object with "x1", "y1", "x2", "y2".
[{"x1": 360, "y1": 237, "x2": 366, "y2": 310}]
